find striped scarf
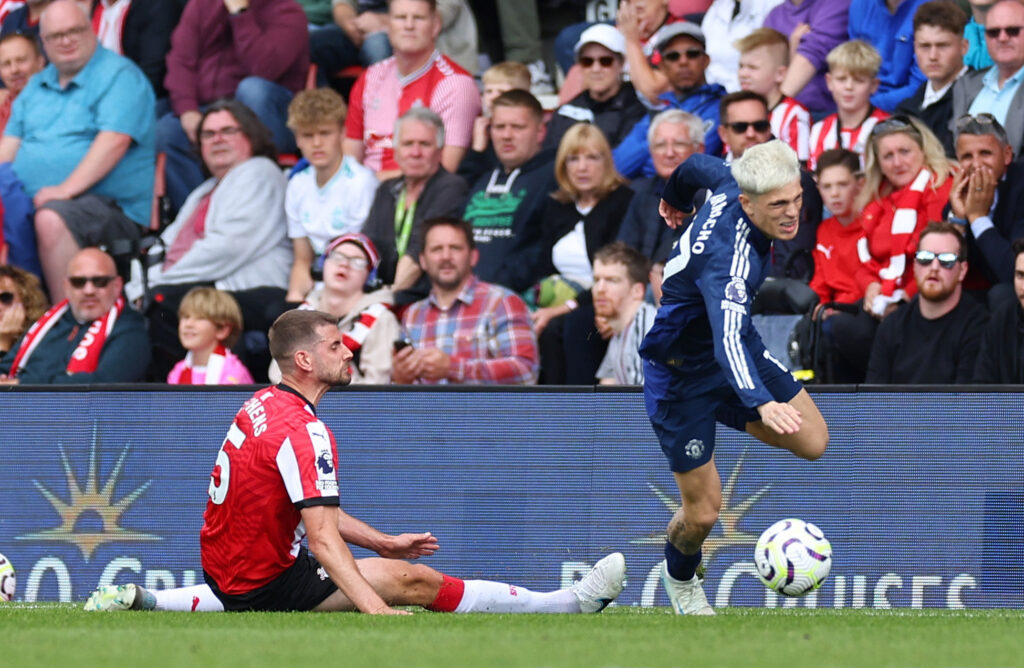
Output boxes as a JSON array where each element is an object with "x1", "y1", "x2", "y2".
[{"x1": 10, "y1": 297, "x2": 125, "y2": 377}]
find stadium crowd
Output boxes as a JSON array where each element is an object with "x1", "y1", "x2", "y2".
[{"x1": 1, "y1": 0, "x2": 1023, "y2": 387}]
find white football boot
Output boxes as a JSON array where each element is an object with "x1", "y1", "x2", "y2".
[
  {"x1": 571, "y1": 552, "x2": 627, "y2": 613},
  {"x1": 83, "y1": 583, "x2": 155, "y2": 611},
  {"x1": 660, "y1": 560, "x2": 715, "y2": 615}
]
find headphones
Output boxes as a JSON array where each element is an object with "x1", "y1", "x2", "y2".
[{"x1": 312, "y1": 232, "x2": 382, "y2": 292}]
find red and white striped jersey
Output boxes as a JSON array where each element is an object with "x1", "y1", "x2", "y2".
[
  {"x1": 345, "y1": 50, "x2": 480, "y2": 173},
  {"x1": 200, "y1": 385, "x2": 340, "y2": 595},
  {"x1": 770, "y1": 96, "x2": 810, "y2": 162},
  {"x1": 808, "y1": 108, "x2": 890, "y2": 171}
]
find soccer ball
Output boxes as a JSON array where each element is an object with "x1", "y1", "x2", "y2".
[
  {"x1": 0, "y1": 553, "x2": 15, "y2": 602},
  {"x1": 754, "y1": 518, "x2": 832, "y2": 597}
]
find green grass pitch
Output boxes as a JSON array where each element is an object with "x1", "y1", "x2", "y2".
[{"x1": 3, "y1": 604, "x2": 1022, "y2": 668}]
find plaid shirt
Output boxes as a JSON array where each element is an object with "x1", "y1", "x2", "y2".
[{"x1": 402, "y1": 277, "x2": 539, "y2": 384}]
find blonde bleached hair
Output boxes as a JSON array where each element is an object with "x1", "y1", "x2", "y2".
[
  {"x1": 552, "y1": 123, "x2": 625, "y2": 203},
  {"x1": 178, "y1": 287, "x2": 245, "y2": 348},
  {"x1": 734, "y1": 27, "x2": 789, "y2": 66},
  {"x1": 858, "y1": 115, "x2": 952, "y2": 210},
  {"x1": 482, "y1": 61, "x2": 532, "y2": 90},
  {"x1": 826, "y1": 39, "x2": 881, "y2": 78},
  {"x1": 731, "y1": 140, "x2": 801, "y2": 196},
  {"x1": 287, "y1": 88, "x2": 347, "y2": 131}
]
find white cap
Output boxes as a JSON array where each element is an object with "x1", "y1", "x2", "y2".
[
  {"x1": 654, "y1": 21, "x2": 706, "y2": 52},
  {"x1": 574, "y1": 24, "x2": 627, "y2": 58}
]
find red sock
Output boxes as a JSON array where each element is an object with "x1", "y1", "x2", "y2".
[{"x1": 427, "y1": 574, "x2": 465, "y2": 612}]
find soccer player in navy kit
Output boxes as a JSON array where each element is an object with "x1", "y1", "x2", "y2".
[{"x1": 640, "y1": 141, "x2": 829, "y2": 615}]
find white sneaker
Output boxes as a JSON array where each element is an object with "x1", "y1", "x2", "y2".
[
  {"x1": 660, "y1": 561, "x2": 715, "y2": 615},
  {"x1": 572, "y1": 552, "x2": 626, "y2": 613},
  {"x1": 84, "y1": 583, "x2": 139, "y2": 611}
]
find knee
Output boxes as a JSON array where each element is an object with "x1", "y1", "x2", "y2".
[
  {"x1": 668, "y1": 504, "x2": 719, "y2": 543},
  {"x1": 234, "y1": 76, "x2": 274, "y2": 106},
  {"x1": 34, "y1": 208, "x2": 66, "y2": 239},
  {"x1": 796, "y1": 427, "x2": 829, "y2": 461}
]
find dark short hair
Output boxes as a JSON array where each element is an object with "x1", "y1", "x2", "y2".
[
  {"x1": 918, "y1": 220, "x2": 966, "y2": 259},
  {"x1": 1012, "y1": 237, "x2": 1024, "y2": 262},
  {"x1": 0, "y1": 32, "x2": 41, "y2": 57},
  {"x1": 593, "y1": 241, "x2": 651, "y2": 286},
  {"x1": 268, "y1": 309, "x2": 338, "y2": 371},
  {"x1": 422, "y1": 217, "x2": 475, "y2": 251},
  {"x1": 719, "y1": 90, "x2": 768, "y2": 124},
  {"x1": 197, "y1": 99, "x2": 277, "y2": 176},
  {"x1": 913, "y1": 0, "x2": 968, "y2": 36},
  {"x1": 491, "y1": 89, "x2": 544, "y2": 123},
  {"x1": 954, "y1": 112, "x2": 1010, "y2": 146},
  {"x1": 814, "y1": 148, "x2": 861, "y2": 176}
]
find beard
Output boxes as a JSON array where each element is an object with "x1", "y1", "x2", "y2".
[
  {"x1": 314, "y1": 358, "x2": 352, "y2": 387},
  {"x1": 917, "y1": 277, "x2": 957, "y2": 302}
]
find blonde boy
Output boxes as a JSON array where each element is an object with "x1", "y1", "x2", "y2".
[
  {"x1": 735, "y1": 28, "x2": 810, "y2": 161},
  {"x1": 808, "y1": 40, "x2": 890, "y2": 170},
  {"x1": 473, "y1": 62, "x2": 532, "y2": 152},
  {"x1": 168, "y1": 287, "x2": 254, "y2": 385}
]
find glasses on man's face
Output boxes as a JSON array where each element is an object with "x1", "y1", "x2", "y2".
[
  {"x1": 985, "y1": 25, "x2": 1023, "y2": 38},
  {"x1": 662, "y1": 48, "x2": 704, "y2": 62},
  {"x1": 579, "y1": 55, "x2": 617, "y2": 68},
  {"x1": 327, "y1": 252, "x2": 369, "y2": 270},
  {"x1": 726, "y1": 120, "x2": 771, "y2": 134},
  {"x1": 199, "y1": 126, "x2": 243, "y2": 141},
  {"x1": 41, "y1": 25, "x2": 89, "y2": 45},
  {"x1": 0, "y1": 291, "x2": 15, "y2": 305},
  {"x1": 914, "y1": 250, "x2": 960, "y2": 269},
  {"x1": 68, "y1": 275, "x2": 116, "y2": 289}
]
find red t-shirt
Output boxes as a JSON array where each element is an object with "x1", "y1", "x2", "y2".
[{"x1": 810, "y1": 215, "x2": 865, "y2": 304}]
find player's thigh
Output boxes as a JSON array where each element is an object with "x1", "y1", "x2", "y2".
[
  {"x1": 312, "y1": 558, "x2": 444, "y2": 612},
  {"x1": 745, "y1": 388, "x2": 828, "y2": 459},
  {"x1": 644, "y1": 363, "x2": 724, "y2": 475}
]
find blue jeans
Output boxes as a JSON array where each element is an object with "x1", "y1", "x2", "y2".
[
  {"x1": 309, "y1": 23, "x2": 391, "y2": 84},
  {"x1": 157, "y1": 77, "x2": 297, "y2": 213}
]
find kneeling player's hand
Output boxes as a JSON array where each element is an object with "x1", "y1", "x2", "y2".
[
  {"x1": 757, "y1": 401, "x2": 802, "y2": 435},
  {"x1": 382, "y1": 531, "x2": 440, "y2": 560},
  {"x1": 371, "y1": 604, "x2": 413, "y2": 616}
]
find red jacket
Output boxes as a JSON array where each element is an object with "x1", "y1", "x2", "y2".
[{"x1": 810, "y1": 215, "x2": 865, "y2": 304}]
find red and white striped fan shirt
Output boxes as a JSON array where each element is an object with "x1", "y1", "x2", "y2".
[
  {"x1": 770, "y1": 96, "x2": 810, "y2": 162},
  {"x1": 807, "y1": 108, "x2": 890, "y2": 171}
]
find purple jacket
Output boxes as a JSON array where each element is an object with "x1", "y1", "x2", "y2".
[
  {"x1": 165, "y1": 0, "x2": 310, "y2": 116},
  {"x1": 764, "y1": 0, "x2": 851, "y2": 114}
]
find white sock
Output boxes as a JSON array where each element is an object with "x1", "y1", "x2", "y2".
[
  {"x1": 453, "y1": 580, "x2": 580, "y2": 614},
  {"x1": 152, "y1": 584, "x2": 224, "y2": 612}
]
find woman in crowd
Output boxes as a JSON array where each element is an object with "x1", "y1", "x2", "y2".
[{"x1": 0, "y1": 264, "x2": 47, "y2": 359}]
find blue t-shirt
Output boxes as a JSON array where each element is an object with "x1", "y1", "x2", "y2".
[{"x1": 6, "y1": 46, "x2": 155, "y2": 226}]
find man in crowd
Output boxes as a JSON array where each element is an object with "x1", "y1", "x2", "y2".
[
  {"x1": 848, "y1": 0, "x2": 931, "y2": 111},
  {"x1": 0, "y1": 247, "x2": 150, "y2": 384},
  {"x1": 973, "y1": 238, "x2": 1024, "y2": 383},
  {"x1": 0, "y1": 32, "x2": 45, "y2": 133},
  {"x1": 392, "y1": 217, "x2": 539, "y2": 385},
  {"x1": 594, "y1": 242, "x2": 657, "y2": 386}
]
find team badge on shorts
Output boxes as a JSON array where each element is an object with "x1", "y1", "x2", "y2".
[
  {"x1": 684, "y1": 439, "x2": 705, "y2": 459},
  {"x1": 725, "y1": 278, "x2": 748, "y2": 304}
]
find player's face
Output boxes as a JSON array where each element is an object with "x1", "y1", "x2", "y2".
[
  {"x1": 565, "y1": 142, "x2": 607, "y2": 201},
  {"x1": 1014, "y1": 252, "x2": 1024, "y2": 309},
  {"x1": 65, "y1": 250, "x2": 123, "y2": 322},
  {"x1": 178, "y1": 313, "x2": 229, "y2": 353},
  {"x1": 955, "y1": 133, "x2": 1012, "y2": 180},
  {"x1": 578, "y1": 43, "x2": 623, "y2": 100},
  {"x1": 740, "y1": 179, "x2": 803, "y2": 241},
  {"x1": 0, "y1": 37, "x2": 44, "y2": 95},
  {"x1": 660, "y1": 36, "x2": 709, "y2": 92},
  {"x1": 322, "y1": 242, "x2": 370, "y2": 296},
  {"x1": 914, "y1": 25, "x2": 967, "y2": 85},
  {"x1": 718, "y1": 99, "x2": 772, "y2": 159},
  {"x1": 592, "y1": 260, "x2": 642, "y2": 319},
  {"x1": 395, "y1": 118, "x2": 442, "y2": 182},
  {"x1": 876, "y1": 132, "x2": 925, "y2": 189},
  {"x1": 199, "y1": 110, "x2": 254, "y2": 180},
  {"x1": 388, "y1": 0, "x2": 440, "y2": 56},
  {"x1": 825, "y1": 69, "x2": 878, "y2": 114},
  {"x1": 650, "y1": 121, "x2": 699, "y2": 179},
  {"x1": 815, "y1": 164, "x2": 863, "y2": 219},
  {"x1": 294, "y1": 123, "x2": 344, "y2": 173},
  {"x1": 311, "y1": 323, "x2": 353, "y2": 386},
  {"x1": 490, "y1": 105, "x2": 545, "y2": 170},
  {"x1": 420, "y1": 224, "x2": 477, "y2": 292},
  {"x1": 914, "y1": 232, "x2": 966, "y2": 302},
  {"x1": 737, "y1": 46, "x2": 784, "y2": 97}
]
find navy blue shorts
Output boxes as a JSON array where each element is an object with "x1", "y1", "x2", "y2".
[{"x1": 643, "y1": 354, "x2": 802, "y2": 473}]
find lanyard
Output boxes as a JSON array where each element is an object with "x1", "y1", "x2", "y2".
[{"x1": 394, "y1": 188, "x2": 417, "y2": 257}]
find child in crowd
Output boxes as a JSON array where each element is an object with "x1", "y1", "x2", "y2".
[
  {"x1": 808, "y1": 40, "x2": 890, "y2": 170},
  {"x1": 284, "y1": 88, "x2": 378, "y2": 302},
  {"x1": 810, "y1": 149, "x2": 867, "y2": 308},
  {"x1": 735, "y1": 28, "x2": 810, "y2": 163},
  {"x1": 168, "y1": 287, "x2": 253, "y2": 385},
  {"x1": 471, "y1": 61, "x2": 532, "y2": 153}
]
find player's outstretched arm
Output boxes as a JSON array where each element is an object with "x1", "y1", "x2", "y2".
[
  {"x1": 304, "y1": 505, "x2": 409, "y2": 615},
  {"x1": 336, "y1": 508, "x2": 440, "y2": 560}
]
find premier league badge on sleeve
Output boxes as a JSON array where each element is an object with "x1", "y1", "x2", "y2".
[{"x1": 725, "y1": 278, "x2": 748, "y2": 304}]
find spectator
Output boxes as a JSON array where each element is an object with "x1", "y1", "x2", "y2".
[
  {"x1": 543, "y1": 25, "x2": 647, "y2": 153},
  {"x1": 735, "y1": 28, "x2": 810, "y2": 162},
  {"x1": 948, "y1": 113, "x2": 1024, "y2": 288},
  {"x1": 1, "y1": 0, "x2": 49, "y2": 38},
  {"x1": 160, "y1": 0, "x2": 309, "y2": 212},
  {"x1": 460, "y1": 61, "x2": 530, "y2": 187},
  {"x1": 594, "y1": 242, "x2": 657, "y2": 385},
  {"x1": 764, "y1": 0, "x2": 851, "y2": 115},
  {"x1": 617, "y1": 109, "x2": 705, "y2": 262},
  {"x1": 973, "y1": 237, "x2": 1024, "y2": 382},
  {"x1": 534, "y1": 123, "x2": 634, "y2": 322},
  {"x1": 895, "y1": 0, "x2": 970, "y2": 157},
  {"x1": 0, "y1": 0, "x2": 155, "y2": 302},
  {"x1": 808, "y1": 40, "x2": 890, "y2": 170},
  {"x1": 866, "y1": 221, "x2": 987, "y2": 383},
  {"x1": 0, "y1": 263, "x2": 47, "y2": 358},
  {"x1": 951, "y1": 0, "x2": 1024, "y2": 154},
  {"x1": 964, "y1": 0, "x2": 997, "y2": 69},
  {"x1": 462, "y1": 89, "x2": 555, "y2": 293},
  {"x1": 344, "y1": 0, "x2": 480, "y2": 179},
  {"x1": 700, "y1": 0, "x2": 786, "y2": 93},
  {"x1": 89, "y1": 0, "x2": 182, "y2": 110},
  {"x1": 613, "y1": 0, "x2": 676, "y2": 106},
  {"x1": 362, "y1": 107, "x2": 467, "y2": 297},
  {"x1": 392, "y1": 217, "x2": 539, "y2": 385},
  {"x1": 283, "y1": 88, "x2": 378, "y2": 302},
  {"x1": 270, "y1": 233, "x2": 400, "y2": 384},
  {"x1": 138, "y1": 101, "x2": 292, "y2": 380},
  {"x1": 0, "y1": 32, "x2": 45, "y2": 133},
  {"x1": 613, "y1": 21, "x2": 725, "y2": 178},
  {"x1": 848, "y1": 0, "x2": 931, "y2": 111},
  {"x1": 0, "y1": 247, "x2": 150, "y2": 384},
  {"x1": 810, "y1": 148, "x2": 866, "y2": 307},
  {"x1": 168, "y1": 286, "x2": 254, "y2": 385}
]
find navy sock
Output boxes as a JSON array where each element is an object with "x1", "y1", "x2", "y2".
[{"x1": 665, "y1": 542, "x2": 702, "y2": 582}]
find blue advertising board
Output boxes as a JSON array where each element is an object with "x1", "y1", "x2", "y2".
[{"x1": 1, "y1": 388, "x2": 1021, "y2": 609}]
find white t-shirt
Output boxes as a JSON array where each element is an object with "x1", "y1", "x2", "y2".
[
  {"x1": 552, "y1": 220, "x2": 594, "y2": 289},
  {"x1": 596, "y1": 302, "x2": 658, "y2": 384},
  {"x1": 285, "y1": 156, "x2": 378, "y2": 253}
]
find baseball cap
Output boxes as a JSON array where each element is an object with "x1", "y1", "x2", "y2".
[
  {"x1": 574, "y1": 24, "x2": 627, "y2": 58},
  {"x1": 655, "y1": 21, "x2": 706, "y2": 52}
]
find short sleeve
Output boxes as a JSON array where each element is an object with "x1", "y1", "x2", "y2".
[{"x1": 275, "y1": 420, "x2": 339, "y2": 506}]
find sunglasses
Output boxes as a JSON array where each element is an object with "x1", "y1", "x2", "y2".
[
  {"x1": 579, "y1": 55, "x2": 617, "y2": 68},
  {"x1": 0, "y1": 291, "x2": 15, "y2": 305},
  {"x1": 662, "y1": 48, "x2": 704, "y2": 62},
  {"x1": 985, "y1": 25, "x2": 1023, "y2": 38},
  {"x1": 914, "y1": 250, "x2": 960, "y2": 269},
  {"x1": 955, "y1": 112, "x2": 998, "y2": 129},
  {"x1": 726, "y1": 120, "x2": 771, "y2": 133},
  {"x1": 68, "y1": 275, "x2": 116, "y2": 289},
  {"x1": 871, "y1": 114, "x2": 918, "y2": 137}
]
